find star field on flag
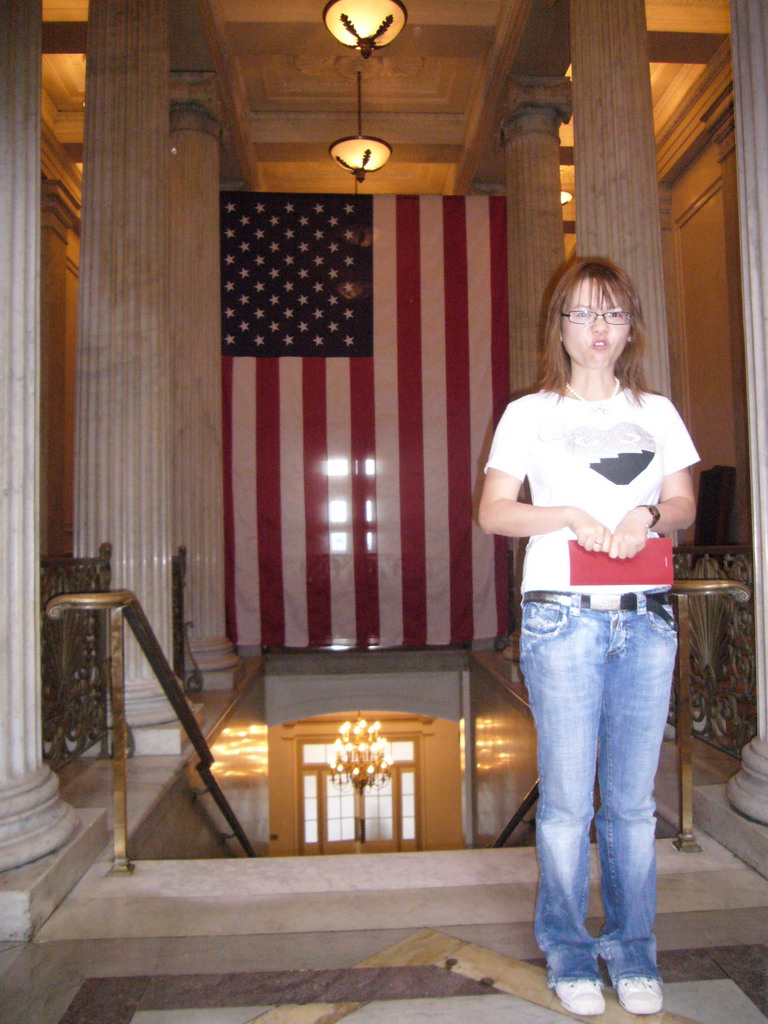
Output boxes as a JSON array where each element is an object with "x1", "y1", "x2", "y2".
[{"x1": 220, "y1": 192, "x2": 374, "y2": 357}]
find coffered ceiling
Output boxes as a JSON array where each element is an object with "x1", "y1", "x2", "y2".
[{"x1": 41, "y1": 0, "x2": 730, "y2": 198}]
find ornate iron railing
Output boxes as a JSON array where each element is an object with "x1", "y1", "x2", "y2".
[
  {"x1": 46, "y1": 590, "x2": 256, "y2": 869},
  {"x1": 40, "y1": 543, "x2": 112, "y2": 770},
  {"x1": 672, "y1": 545, "x2": 755, "y2": 759},
  {"x1": 171, "y1": 545, "x2": 203, "y2": 694},
  {"x1": 42, "y1": 544, "x2": 197, "y2": 769}
]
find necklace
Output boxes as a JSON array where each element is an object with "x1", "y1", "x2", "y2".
[{"x1": 566, "y1": 376, "x2": 621, "y2": 412}]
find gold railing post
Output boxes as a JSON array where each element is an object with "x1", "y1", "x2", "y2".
[
  {"x1": 108, "y1": 604, "x2": 133, "y2": 875},
  {"x1": 669, "y1": 578, "x2": 750, "y2": 852},
  {"x1": 47, "y1": 591, "x2": 138, "y2": 875},
  {"x1": 670, "y1": 591, "x2": 699, "y2": 852}
]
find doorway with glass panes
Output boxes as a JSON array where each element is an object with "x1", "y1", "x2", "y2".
[
  {"x1": 301, "y1": 737, "x2": 417, "y2": 855},
  {"x1": 266, "y1": 712, "x2": 464, "y2": 857}
]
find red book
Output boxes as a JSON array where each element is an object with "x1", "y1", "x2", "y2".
[{"x1": 568, "y1": 537, "x2": 673, "y2": 587}]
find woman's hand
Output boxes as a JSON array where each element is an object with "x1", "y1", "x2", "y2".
[
  {"x1": 567, "y1": 508, "x2": 614, "y2": 553},
  {"x1": 607, "y1": 511, "x2": 649, "y2": 559},
  {"x1": 569, "y1": 508, "x2": 648, "y2": 559}
]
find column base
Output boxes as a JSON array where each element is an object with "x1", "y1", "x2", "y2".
[
  {"x1": 695, "y1": 781, "x2": 768, "y2": 881},
  {"x1": 726, "y1": 736, "x2": 768, "y2": 826},
  {"x1": 0, "y1": 765, "x2": 78, "y2": 873},
  {"x1": 126, "y1": 675, "x2": 204, "y2": 754},
  {"x1": 130, "y1": 721, "x2": 188, "y2": 755},
  {"x1": 0, "y1": 807, "x2": 107, "y2": 939},
  {"x1": 124, "y1": 674, "x2": 178, "y2": 729},
  {"x1": 189, "y1": 635, "x2": 240, "y2": 691}
]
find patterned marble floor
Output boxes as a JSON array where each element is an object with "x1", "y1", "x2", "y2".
[
  {"x1": 2, "y1": 927, "x2": 766, "y2": 1024},
  {"x1": 1, "y1": 836, "x2": 767, "y2": 1024}
]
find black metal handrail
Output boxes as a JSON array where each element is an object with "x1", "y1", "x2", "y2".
[{"x1": 47, "y1": 590, "x2": 256, "y2": 869}]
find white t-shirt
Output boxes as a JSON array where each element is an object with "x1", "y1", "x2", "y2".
[{"x1": 486, "y1": 389, "x2": 699, "y2": 594}]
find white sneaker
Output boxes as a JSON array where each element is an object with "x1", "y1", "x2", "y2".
[
  {"x1": 555, "y1": 979, "x2": 606, "y2": 1016},
  {"x1": 617, "y1": 977, "x2": 663, "y2": 1015}
]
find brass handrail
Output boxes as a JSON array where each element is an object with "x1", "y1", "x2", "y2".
[
  {"x1": 46, "y1": 590, "x2": 256, "y2": 872},
  {"x1": 669, "y1": 577, "x2": 750, "y2": 851}
]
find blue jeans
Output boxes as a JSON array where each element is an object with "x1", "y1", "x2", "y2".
[{"x1": 519, "y1": 593, "x2": 676, "y2": 987}]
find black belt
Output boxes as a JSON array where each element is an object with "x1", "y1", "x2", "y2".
[{"x1": 523, "y1": 590, "x2": 673, "y2": 624}]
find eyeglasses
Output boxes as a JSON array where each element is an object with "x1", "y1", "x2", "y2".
[{"x1": 561, "y1": 310, "x2": 632, "y2": 326}]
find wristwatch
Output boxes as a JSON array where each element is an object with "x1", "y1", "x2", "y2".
[{"x1": 640, "y1": 504, "x2": 661, "y2": 529}]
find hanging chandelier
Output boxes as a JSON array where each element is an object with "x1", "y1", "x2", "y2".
[
  {"x1": 323, "y1": 0, "x2": 408, "y2": 59},
  {"x1": 329, "y1": 71, "x2": 391, "y2": 183},
  {"x1": 329, "y1": 716, "x2": 391, "y2": 791}
]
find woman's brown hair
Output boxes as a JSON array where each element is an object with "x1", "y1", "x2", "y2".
[{"x1": 540, "y1": 256, "x2": 650, "y2": 401}]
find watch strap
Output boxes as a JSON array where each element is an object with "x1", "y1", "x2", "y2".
[{"x1": 640, "y1": 504, "x2": 661, "y2": 529}]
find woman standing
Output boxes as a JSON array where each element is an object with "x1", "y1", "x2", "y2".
[{"x1": 479, "y1": 257, "x2": 698, "y2": 1017}]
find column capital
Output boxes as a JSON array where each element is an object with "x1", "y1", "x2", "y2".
[
  {"x1": 170, "y1": 71, "x2": 220, "y2": 137},
  {"x1": 501, "y1": 75, "x2": 571, "y2": 144}
]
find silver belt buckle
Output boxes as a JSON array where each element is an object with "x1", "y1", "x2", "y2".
[{"x1": 589, "y1": 594, "x2": 622, "y2": 611}]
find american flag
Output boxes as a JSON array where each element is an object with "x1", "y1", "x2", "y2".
[
  {"x1": 220, "y1": 193, "x2": 374, "y2": 358},
  {"x1": 221, "y1": 193, "x2": 509, "y2": 650}
]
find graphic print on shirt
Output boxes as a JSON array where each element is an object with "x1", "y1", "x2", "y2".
[{"x1": 564, "y1": 422, "x2": 657, "y2": 485}]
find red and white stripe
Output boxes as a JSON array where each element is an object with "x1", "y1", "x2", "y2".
[{"x1": 223, "y1": 195, "x2": 509, "y2": 649}]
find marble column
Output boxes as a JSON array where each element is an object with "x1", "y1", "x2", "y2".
[
  {"x1": 501, "y1": 76, "x2": 571, "y2": 395},
  {"x1": 657, "y1": 185, "x2": 684, "y2": 414},
  {"x1": 725, "y1": 0, "x2": 768, "y2": 826},
  {"x1": 170, "y1": 74, "x2": 238, "y2": 689},
  {"x1": 0, "y1": 0, "x2": 77, "y2": 871},
  {"x1": 709, "y1": 103, "x2": 751, "y2": 546},
  {"x1": 40, "y1": 180, "x2": 79, "y2": 557},
  {"x1": 74, "y1": 0, "x2": 176, "y2": 730},
  {"x1": 570, "y1": 0, "x2": 671, "y2": 395}
]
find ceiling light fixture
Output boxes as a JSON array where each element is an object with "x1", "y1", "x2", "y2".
[
  {"x1": 329, "y1": 71, "x2": 391, "y2": 183},
  {"x1": 323, "y1": 0, "x2": 407, "y2": 59}
]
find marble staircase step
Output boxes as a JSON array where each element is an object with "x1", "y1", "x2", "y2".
[
  {"x1": 0, "y1": 808, "x2": 106, "y2": 942},
  {"x1": 33, "y1": 833, "x2": 768, "y2": 944}
]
